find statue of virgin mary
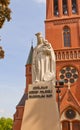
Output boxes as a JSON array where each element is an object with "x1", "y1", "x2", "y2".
[{"x1": 32, "y1": 32, "x2": 56, "y2": 83}]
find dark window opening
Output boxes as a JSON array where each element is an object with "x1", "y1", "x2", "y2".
[
  {"x1": 62, "y1": 0, "x2": 68, "y2": 15},
  {"x1": 54, "y1": 0, "x2": 59, "y2": 16},
  {"x1": 62, "y1": 121, "x2": 70, "y2": 130},
  {"x1": 72, "y1": 121, "x2": 80, "y2": 130},
  {"x1": 63, "y1": 27, "x2": 71, "y2": 47},
  {"x1": 72, "y1": 0, "x2": 77, "y2": 14},
  {"x1": 62, "y1": 121, "x2": 80, "y2": 130}
]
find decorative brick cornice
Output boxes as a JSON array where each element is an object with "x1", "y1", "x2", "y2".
[
  {"x1": 53, "y1": 18, "x2": 79, "y2": 25},
  {"x1": 45, "y1": 16, "x2": 80, "y2": 25}
]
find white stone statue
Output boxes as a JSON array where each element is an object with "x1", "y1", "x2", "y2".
[{"x1": 32, "y1": 32, "x2": 56, "y2": 83}]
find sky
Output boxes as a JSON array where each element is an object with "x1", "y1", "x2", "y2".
[{"x1": 0, "y1": 0, "x2": 46, "y2": 118}]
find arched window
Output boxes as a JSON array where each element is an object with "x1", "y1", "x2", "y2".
[
  {"x1": 61, "y1": 109, "x2": 80, "y2": 130},
  {"x1": 62, "y1": 0, "x2": 68, "y2": 15},
  {"x1": 63, "y1": 27, "x2": 71, "y2": 47},
  {"x1": 72, "y1": 0, "x2": 77, "y2": 14},
  {"x1": 54, "y1": 0, "x2": 59, "y2": 16}
]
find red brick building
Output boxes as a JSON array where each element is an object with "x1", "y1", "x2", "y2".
[{"x1": 13, "y1": 0, "x2": 80, "y2": 130}]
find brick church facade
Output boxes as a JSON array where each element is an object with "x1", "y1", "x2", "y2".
[{"x1": 13, "y1": 0, "x2": 80, "y2": 130}]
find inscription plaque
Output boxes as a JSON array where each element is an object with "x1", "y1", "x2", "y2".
[{"x1": 28, "y1": 84, "x2": 53, "y2": 99}]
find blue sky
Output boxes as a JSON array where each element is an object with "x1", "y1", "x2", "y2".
[{"x1": 0, "y1": 0, "x2": 46, "y2": 118}]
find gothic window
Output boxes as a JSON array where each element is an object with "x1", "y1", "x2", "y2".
[
  {"x1": 62, "y1": 0, "x2": 68, "y2": 15},
  {"x1": 62, "y1": 109, "x2": 80, "y2": 130},
  {"x1": 72, "y1": 0, "x2": 77, "y2": 14},
  {"x1": 54, "y1": 0, "x2": 59, "y2": 16},
  {"x1": 63, "y1": 27, "x2": 71, "y2": 47}
]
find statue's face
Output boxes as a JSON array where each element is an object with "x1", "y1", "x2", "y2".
[{"x1": 38, "y1": 37, "x2": 43, "y2": 45}]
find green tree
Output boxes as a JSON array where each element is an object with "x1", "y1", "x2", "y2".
[{"x1": 0, "y1": 117, "x2": 13, "y2": 130}]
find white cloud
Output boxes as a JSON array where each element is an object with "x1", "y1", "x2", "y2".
[{"x1": 34, "y1": 0, "x2": 46, "y2": 4}]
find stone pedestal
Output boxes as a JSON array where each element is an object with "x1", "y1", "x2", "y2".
[{"x1": 21, "y1": 82, "x2": 61, "y2": 130}]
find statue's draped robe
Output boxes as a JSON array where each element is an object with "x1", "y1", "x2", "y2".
[{"x1": 32, "y1": 42, "x2": 56, "y2": 83}]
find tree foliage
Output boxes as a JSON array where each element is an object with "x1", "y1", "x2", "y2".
[
  {"x1": 0, "y1": 117, "x2": 13, "y2": 130},
  {"x1": 0, "y1": 0, "x2": 11, "y2": 29}
]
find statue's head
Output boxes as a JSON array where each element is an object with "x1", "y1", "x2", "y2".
[{"x1": 35, "y1": 32, "x2": 44, "y2": 45}]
